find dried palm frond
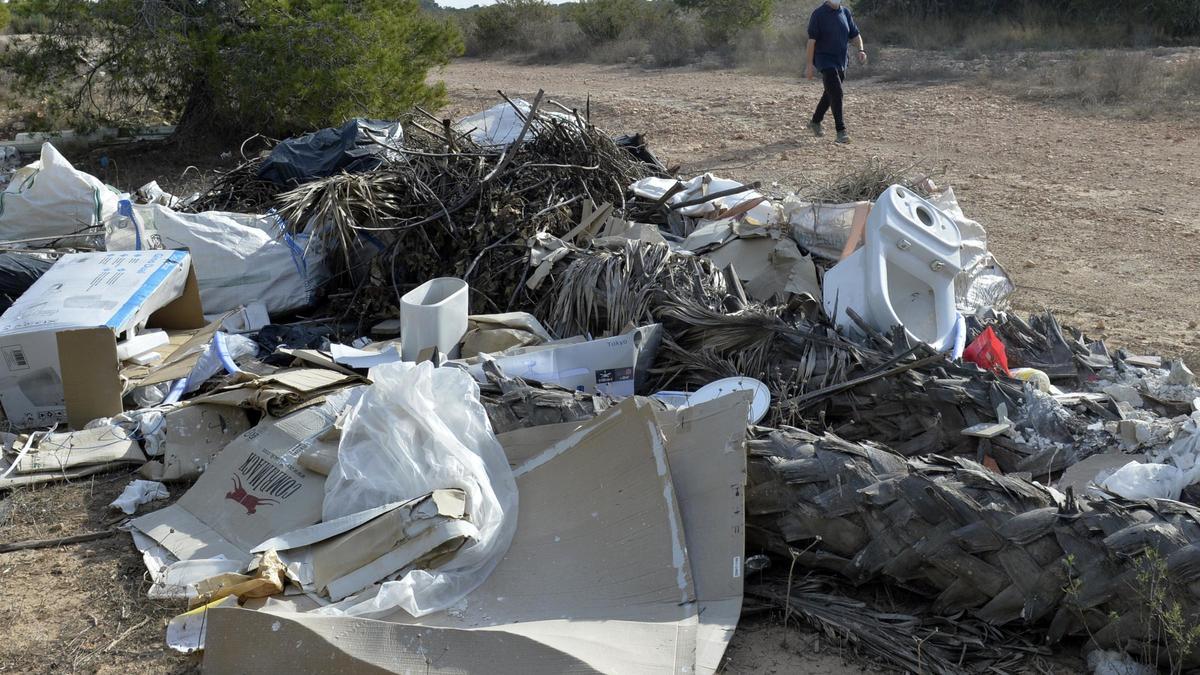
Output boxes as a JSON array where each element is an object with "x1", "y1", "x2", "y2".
[
  {"x1": 748, "y1": 427, "x2": 1200, "y2": 667},
  {"x1": 747, "y1": 579, "x2": 1049, "y2": 674}
]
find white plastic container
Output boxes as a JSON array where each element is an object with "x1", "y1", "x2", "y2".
[
  {"x1": 823, "y1": 185, "x2": 964, "y2": 352},
  {"x1": 400, "y1": 277, "x2": 469, "y2": 361}
]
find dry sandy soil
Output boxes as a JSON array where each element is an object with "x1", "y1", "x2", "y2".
[{"x1": 4, "y1": 57, "x2": 1198, "y2": 673}]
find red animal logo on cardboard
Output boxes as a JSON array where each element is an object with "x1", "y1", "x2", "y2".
[{"x1": 225, "y1": 476, "x2": 279, "y2": 514}]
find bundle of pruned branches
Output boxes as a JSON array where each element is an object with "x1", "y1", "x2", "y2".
[{"x1": 261, "y1": 94, "x2": 660, "y2": 320}]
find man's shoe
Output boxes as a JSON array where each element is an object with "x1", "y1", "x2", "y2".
[
  {"x1": 807, "y1": 121, "x2": 824, "y2": 137},
  {"x1": 835, "y1": 130, "x2": 850, "y2": 144}
]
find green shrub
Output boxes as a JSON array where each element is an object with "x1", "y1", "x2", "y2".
[
  {"x1": 2, "y1": 0, "x2": 463, "y2": 137},
  {"x1": 675, "y1": 0, "x2": 773, "y2": 46},
  {"x1": 467, "y1": 0, "x2": 557, "y2": 56},
  {"x1": 571, "y1": 0, "x2": 641, "y2": 43}
]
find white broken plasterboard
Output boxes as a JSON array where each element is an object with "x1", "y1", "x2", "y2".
[
  {"x1": 462, "y1": 324, "x2": 661, "y2": 397},
  {"x1": 703, "y1": 235, "x2": 821, "y2": 302},
  {"x1": 203, "y1": 393, "x2": 752, "y2": 674},
  {"x1": 0, "y1": 250, "x2": 205, "y2": 429}
]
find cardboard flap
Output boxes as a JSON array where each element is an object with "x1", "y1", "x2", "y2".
[
  {"x1": 147, "y1": 263, "x2": 205, "y2": 330},
  {"x1": 58, "y1": 327, "x2": 122, "y2": 429}
]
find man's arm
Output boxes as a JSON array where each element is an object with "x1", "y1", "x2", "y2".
[
  {"x1": 805, "y1": 38, "x2": 817, "y2": 79},
  {"x1": 851, "y1": 34, "x2": 866, "y2": 64},
  {"x1": 848, "y1": 11, "x2": 867, "y2": 64}
]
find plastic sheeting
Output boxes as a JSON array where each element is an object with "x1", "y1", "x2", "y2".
[
  {"x1": 930, "y1": 187, "x2": 1016, "y2": 314},
  {"x1": 454, "y1": 99, "x2": 577, "y2": 149},
  {"x1": 782, "y1": 197, "x2": 863, "y2": 261},
  {"x1": 0, "y1": 143, "x2": 122, "y2": 240},
  {"x1": 257, "y1": 119, "x2": 403, "y2": 187},
  {"x1": 106, "y1": 203, "x2": 329, "y2": 317},
  {"x1": 0, "y1": 252, "x2": 53, "y2": 312},
  {"x1": 321, "y1": 361, "x2": 518, "y2": 618}
]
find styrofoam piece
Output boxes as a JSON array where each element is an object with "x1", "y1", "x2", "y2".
[
  {"x1": 400, "y1": 277, "x2": 469, "y2": 362},
  {"x1": 690, "y1": 377, "x2": 770, "y2": 424},
  {"x1": 116, "y1": 329, "x2": 168, "y2": 361},
  {"x1": 823, "y1": 185, "x2": 964, "y2": 351}
]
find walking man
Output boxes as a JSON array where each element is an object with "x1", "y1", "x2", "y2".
[{"x1": 806, "y1": 1, "x2": 867, "y2": 144}]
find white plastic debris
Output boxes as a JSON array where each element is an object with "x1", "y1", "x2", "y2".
[
  {"x1": 110, "y1": 479, "x2": 170, "y2": 515},
  {"x1": 399, "y1": 277, "x2": 469, "y2": 361},
  {"x1": 321, "y1": 361, "x2": 518, "y2": 618},
  {"x1": 1097, "y1": 461, "x2": 1185, "y2": 501},
  {"x1": 1087, "y1": 649, "x2": 1156, "y2": 675},
  {"x1": 1147, "y1": 411, "x2": 1200, "y2": 488}
]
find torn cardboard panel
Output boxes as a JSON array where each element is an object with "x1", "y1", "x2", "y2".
[
  {"x1": 131, "y1": 394, "x2": 352, "y2": 563},
  {"x1": 12, "y1": 425, "x2": 142, "y2": 473},
  {"x1": 249, "y1": 490, "x2": 472, "y2": 601},
  {"x1": 206, "y1": 394, "x2": 751, "y2": 674},
  {"x1": 140, "y1": 404, "x2": 253, "y2": 482},
  {"x1": 189, "y1": 368, "x2": 361, "y2": 416},
  {"x1": 460, "y1": 312, "x2": 552, "y2": 358},
  {"x1": 0, "y1": 250, "x2": 205, "y2": 429}
]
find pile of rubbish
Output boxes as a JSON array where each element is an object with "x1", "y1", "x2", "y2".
[{"x1": 1, "y1": 92, "x2": 1198, "y2": 673}]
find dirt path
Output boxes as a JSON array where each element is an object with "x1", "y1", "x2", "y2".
[{"x1": 439, "y1": 59, "x2": 1200, "y2": 363}]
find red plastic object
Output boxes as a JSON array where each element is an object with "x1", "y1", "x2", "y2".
[{"x1": 963, "y1": 326, "x2": 1010, "y2": 376}]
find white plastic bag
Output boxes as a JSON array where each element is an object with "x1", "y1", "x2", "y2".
[
  {"x1": 321, "y1": 361, "x2": 517, "y2": 617},
  {"x1": 110, "y1": 479, "x2": 170, "y2": 515},
  {"x1": 0, "y1": 143, "x2": 122, "y2": 240},
  {"x1": 107, "y1": 203, "x2": 328, "y2": 316},
  {"x1": 1098, "y1": 461, "x2": 1185, "y2": 501}
]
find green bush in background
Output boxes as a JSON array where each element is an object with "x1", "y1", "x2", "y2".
[{"x1": 2, "y1": 0, "x2": 463, "y2": 137}]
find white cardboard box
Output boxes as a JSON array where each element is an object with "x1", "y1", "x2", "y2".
[{"x1": 0, "y1": 250, "x2": 204, "y2": 429}]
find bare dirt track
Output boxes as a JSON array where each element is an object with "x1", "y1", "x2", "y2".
[{"x1": 438, "y1": 59, "x2": 1200, "y2": 364}]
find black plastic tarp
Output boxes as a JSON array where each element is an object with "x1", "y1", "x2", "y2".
[
  {"x1": 258, "y1": 119, "x2": 403, "y2": 187},
  {"x1": 0, "y1": 252, "x2": 54, "y2": 313}
]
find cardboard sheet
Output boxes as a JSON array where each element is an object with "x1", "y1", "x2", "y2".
[
  {"x1": 131, "y1": 396, "x2": 347, "y2": 563},
  {"x1": 0, "y1": 250, "x2": 205, "y2": 428},
  {"x1": 204, "y1": 394, "x2": 752, "y2": 674},
  {"x1": 189, "y1": 368, "x2": 360, "y2": 416},
  {"x1": 13, "y1": 425, "x2": 141, "y2": 473},
  {"x1": 140, "y1": 404, "x2": 253, "y2": 482}
]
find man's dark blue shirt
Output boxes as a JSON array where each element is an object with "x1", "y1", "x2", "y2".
[{"x1": 808, "y1": 3, "x2": 861, "y2": 71}]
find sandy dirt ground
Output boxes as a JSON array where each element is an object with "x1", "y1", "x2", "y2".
[
  {"x1": 4, "y1": 58, "x2": 1195, "y2": 673},
  {"x1": 438, "y1": 60, "x2": 1200, "y2": 365}
]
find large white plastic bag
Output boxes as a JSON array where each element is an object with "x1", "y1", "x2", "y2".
[
  {"x1": 110, "y1": 203, "x2": 328, "y2": 316},
  {"x1": 0, "y1": 143, "x2": 121, "y2": 240},
  {"x1": 322, "y1": 361, "x2": 518, "y2": 617}
]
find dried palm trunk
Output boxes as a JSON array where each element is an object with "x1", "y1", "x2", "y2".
[{"x1": 747, "y1": 427, "x2": 1200, "y2": 665}]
